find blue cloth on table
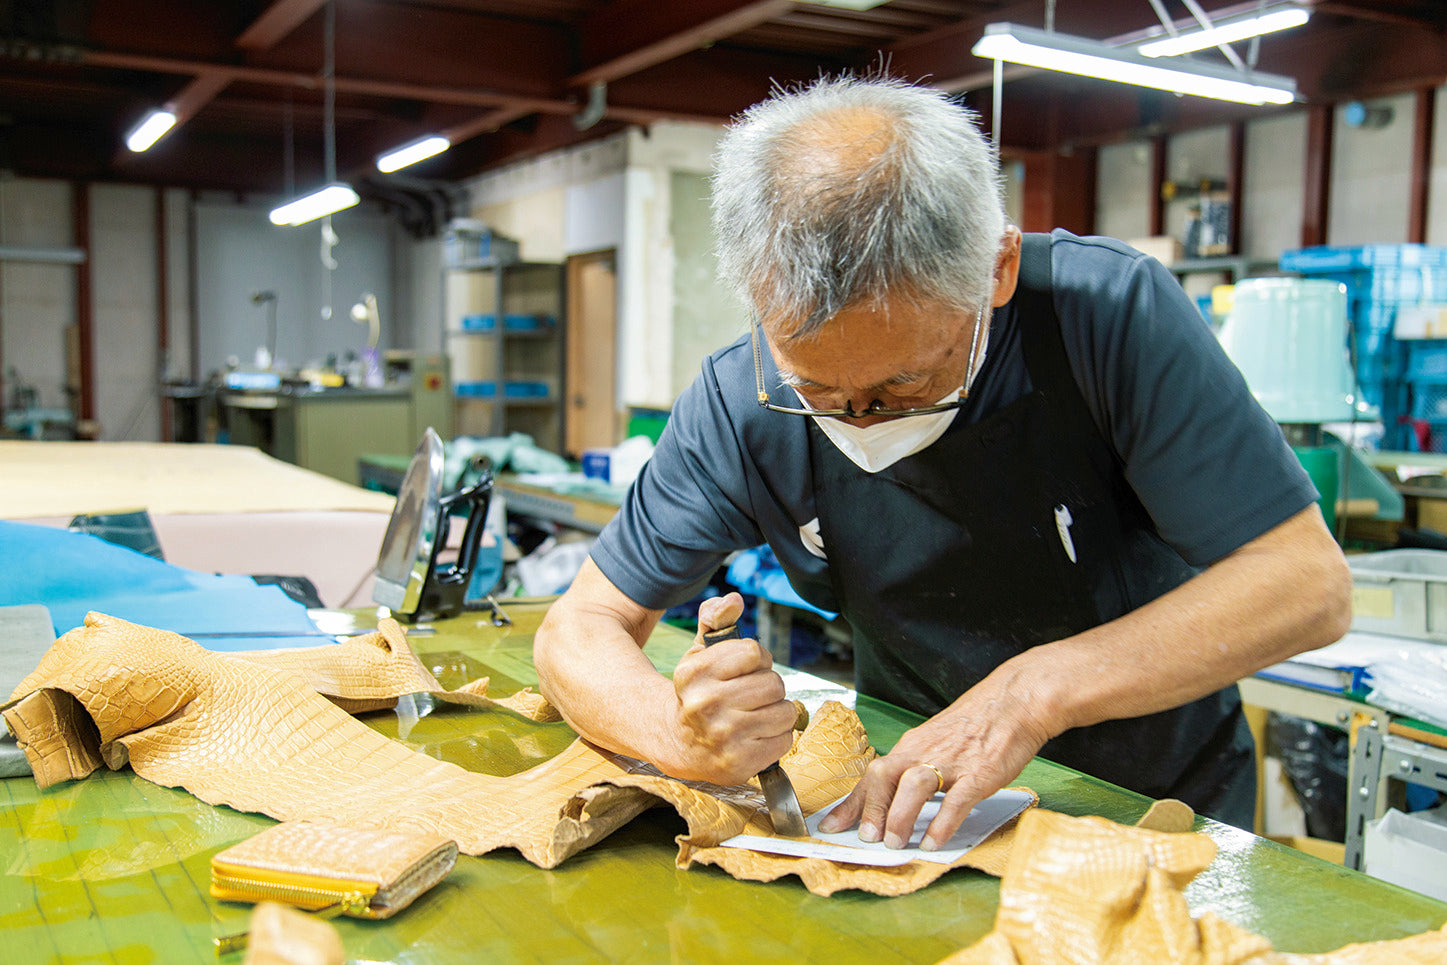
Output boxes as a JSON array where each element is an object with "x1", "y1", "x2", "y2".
[
  {"x1": 0, "y1": 520, "x2": 335, "y2": 650},
  {"x1": 726, "y1": 545, "x2": 838, "y2": 620}
]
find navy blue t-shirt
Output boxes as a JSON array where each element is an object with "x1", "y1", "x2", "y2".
[{"x1": 592, "y1": 230, "x2": 1317, "y2": 615}]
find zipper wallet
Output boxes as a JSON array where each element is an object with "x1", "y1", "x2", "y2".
[{"x1": 210, "y1": 821, "x2": 459, "y2": 920}]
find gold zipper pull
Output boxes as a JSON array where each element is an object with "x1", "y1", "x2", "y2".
[{"x1": 213, "y1": 891, "x2": 369, "y2": 956}]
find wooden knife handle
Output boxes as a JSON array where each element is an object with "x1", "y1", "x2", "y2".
[{"x1": 701, "y1": 624, "x2": 741, "y2": 647}]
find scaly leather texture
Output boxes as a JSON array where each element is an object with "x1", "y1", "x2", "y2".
[
  {"x1": 3, "y1": 612, "x2": 1035, "y2": 895},
  {"x1": 938, "y1": 809, "x2": 1447, "y2": 964},
  {"x1": 241, "y1": 901, "x2": 346, "y2": 965},
  {"x1": 211, "y1": 821, "x2": 458, "y2": 919}
]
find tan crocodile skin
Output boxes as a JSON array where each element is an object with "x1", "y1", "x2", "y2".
[
  {"x1": 3, "y1": 613, "x2": 1034, "y2": 895},
  {"x1": 937, "y1": 809, "x2": 1447, "y2": 964},
  {"x1": 231, "y1": 617, "x2": 560, "y2": 720}
]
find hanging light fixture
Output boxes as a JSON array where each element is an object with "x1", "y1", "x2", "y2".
[
  {"x1": 376, "y1": 134, "x2": 450, "y2": 173},
  {"x1": 125, "y1": 108, "x2": 177, "y2": 153},
  {"x1": 972, "y1": 22, "x2": 1297, "y2": 106},
  {"x1": 1138, "y1": 4, "x2": 1310, "y2": 58},
  {"x1": 268, "y1": 184, "x2": 359, "y2": 226},
  {"x1": 268, "y1": 1, "x2": 356, "y2": 226}
]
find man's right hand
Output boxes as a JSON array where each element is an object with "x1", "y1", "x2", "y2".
[{"x1": 667, "y1": 592, "x2": 797, "y2": 784}]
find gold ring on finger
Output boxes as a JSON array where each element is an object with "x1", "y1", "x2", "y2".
[{"x1": 920, "y1": 761, "x2": 945, "y2": 794}]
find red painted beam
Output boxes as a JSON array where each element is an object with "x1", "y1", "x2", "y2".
[
  {"x1": 80, "y1": 50, "x2": 576, "y2": 115},
  {"x1": 1302, "y1": 103, "x2": 1334, "y2": 248},
  {"x1": 236, "y1": 0, "x2": 329, "y2": 51},
  {"x1": 1227, "y1": 121, "x2": 1244, "y2": 256},
  {"x1": 572, "y1": 0, "x2": 794, "y2": 87},
  {"x1": 1409, "y1": 86, "x2": 1435, "y2": 244},
  {"x1": 1150, "y1": 136, "x2": 1167, "y2": 237}
]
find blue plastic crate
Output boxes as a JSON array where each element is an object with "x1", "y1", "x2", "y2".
[
  {"x1": 1280, "y1": 244, "x2": 1447, "y2": 273},
  {"x1": 454, "y1": 381, "x2": 498, "y2": 398},
  {"x1": 1412, "y1": 380, "x2": 1447, "y2": 421},
  {"x1": 503, "y1": 381, "x2": 550, "y2": 399},
  {"x1": 458, "y1": 313, "x2": 554, "y2": 333},
  {"x1": 1407, "y1": 342, "x2": 1447, "y2": 380}
]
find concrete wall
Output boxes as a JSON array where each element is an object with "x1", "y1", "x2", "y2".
[
  {"x1": 91, "y1": 184, "x2": 162, "y2": 441},
  {"x1": 193, "y1": 200, "x2": 394, "y2": 379},
  {"x1": 460, "y1": 122, "x2": 740, "y2": 411},
  {"x1": 1241, "y1": 111, "x2": 1307, "y2": 261},
  {"x1": 0, "y1": 179, "x2": 76, "y2": 421},
  {"x1": 621, "y1": 122, "x2": 739, "y2": 410},
  {"x1": 1095, "y1": 84, "x2": 1445, "y2": 266},
  {"x1": 1328, "y1": 92, "x2": 1416, "y2": 248},
  {"x1": 1431, "y1": 90, "x2": 1447, "y2": 246},
  {"x1": 1095, "y1": 141, "x2": 1152, "y2": 243},
  {"x1": 1, "y1": 180, "x2": 394, "y2": 441}
]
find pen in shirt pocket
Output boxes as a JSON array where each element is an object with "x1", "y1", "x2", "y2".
[{"x1": 1054, "y1": 504, "x2": 1077, "y2": 563}]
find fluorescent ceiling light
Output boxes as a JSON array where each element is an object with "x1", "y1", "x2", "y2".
[
  {"x1": 972, "y1": 22, "x2": 1297, "y2": 106},
  {"x1": 268, "y1": 183, "x2": 360, "y2": 226},
  {"x1": 125, "y1": 109, "x2": 177, "y2": 153},
  {"x1": 1139, "y1": 7, "x2": 1310, "y2": 58},
  {"x1": 804, "y1": 0, "x2": 890, "y2": 9},
  {"x1": 376, "y1": 135, "x2": 450, "y2": 173}
]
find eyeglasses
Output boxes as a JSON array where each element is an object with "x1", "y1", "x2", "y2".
[{"x1": 750, "y1": 305, "x2": 988, "y2": 420}]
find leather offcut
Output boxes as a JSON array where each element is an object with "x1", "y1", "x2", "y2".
[
  {"x1": 938, "y1": 809, "x2": 1447, "y2": 964},
  {"x1": 241, "y1": 901, "x2": 346, "y2": 965},
  {"x1": 3, "y1": 613, "x2": 1035, "y2": 896}
]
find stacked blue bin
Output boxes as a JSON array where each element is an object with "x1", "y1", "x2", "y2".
[{"x1": 1279, "y1": 244, "x2": 1447, "y2": 451}]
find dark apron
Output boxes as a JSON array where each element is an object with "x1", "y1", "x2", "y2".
[{"x1": 808, "y1": 235, "x2": 1256, "y2": 827}]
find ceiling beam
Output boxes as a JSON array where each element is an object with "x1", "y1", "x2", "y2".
[
  {"x1": 570, "y1": 0, "x2": 794, "y2": 87},
  {"x1": 79, "y1": 49, "x2": 578, "y2": 115},
  {"x1": 167, "y1": 70, "x2": 234, "y2": 125},
  {"x1": 236, "y1": 0, "x2": 329, "y2": 51}
]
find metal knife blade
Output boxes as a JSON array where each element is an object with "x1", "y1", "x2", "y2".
[{"x1": 701, "y1": 623, "x2": 809, "y2": 837}]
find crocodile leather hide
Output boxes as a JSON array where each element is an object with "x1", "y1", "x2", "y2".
[
  {"x1": 2, "y1": 613, "x2": 1035, "y2": 896},
  {"x1": 937, "y1": 809, "x2": 1447, "y2": 964}
]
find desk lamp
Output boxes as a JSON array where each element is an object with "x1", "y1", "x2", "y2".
[
  {"x1": 1218, "y1": 277, "x2": 1357, "y2": 530},
  {"x1": 349, "y1": 292, "x2": 384, "y2": 387},
  {"x1": 250, "y1": 290, "x2": 279, "y2": 370},
  {"x1": 373, "y1": 428, "x2": 507, "y2": 624}
]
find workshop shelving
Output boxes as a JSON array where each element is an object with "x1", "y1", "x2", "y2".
[{"x1": 442, "y1": 254, "x2": 565, "y2": 452}]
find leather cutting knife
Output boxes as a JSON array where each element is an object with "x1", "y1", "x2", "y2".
[{"x1": 701, "y1": 622, "x2": 809, "y2": 837}]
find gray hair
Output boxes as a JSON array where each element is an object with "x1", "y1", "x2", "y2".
[{"x1": 711, "y1": 75, "x2": 1005, "y2": 336}]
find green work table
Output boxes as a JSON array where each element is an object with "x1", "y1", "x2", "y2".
[{"x1": 4, "y1": 603, "x2": 1445, "y2": 963}]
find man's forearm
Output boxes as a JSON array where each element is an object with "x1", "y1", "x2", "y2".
[
  {"x1": 532, "y1": 566, "x2": 682, "y2": 768},
  {"x1": 1022, "y1": 505, "x2": 1353, "y2": 737}
]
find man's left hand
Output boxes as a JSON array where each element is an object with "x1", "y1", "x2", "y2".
[{"x1": 817, "y1": 662, "x2": 1055, "y2": 850}]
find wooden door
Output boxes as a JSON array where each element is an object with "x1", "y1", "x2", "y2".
[{"x1": 564, "y1": 250, "x2": 619, "y2": 457}]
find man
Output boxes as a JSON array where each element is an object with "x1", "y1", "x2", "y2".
[{"x1": 534, "y1": 76, "x2": 1351, "y2": 849}]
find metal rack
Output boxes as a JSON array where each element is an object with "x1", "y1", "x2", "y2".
[{"x1": 1346, "y1": 722, "x2": 1447, "y2": 871}]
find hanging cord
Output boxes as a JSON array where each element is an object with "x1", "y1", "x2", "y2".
[
  {"x1": 323, "y1": 0, "x2": 336, "y2": 186},
  {"x1": 1145, "y1": 0, "x2": 1179, "y2": 37},
  {"x1": 283, "y1": 95, "x2": 294, "y2": 198},
  {"x1": 1178, "y1": 0, "x2": 1249, "y2": 72},
  {"x1": 320, "y1": 0, "x2": 337, "y2": 320}
]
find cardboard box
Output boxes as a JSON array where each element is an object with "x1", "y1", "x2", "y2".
[
  {"x1": 1394, "y1": 305, "x2": 1447, "y2": 339},
  {"x1": 1127, "y1": 235, "x2": 1185, "y2": 266},
  {"x1": 1365, "y1": 808, "x2": 1447, "y2": 902}
]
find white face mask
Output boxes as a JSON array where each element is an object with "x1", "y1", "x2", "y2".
[
  {"x1": 808, "y1": 391, "x2": 961, "y2": 473},
  {"x1": 803, "y1": 324, "x2": 990, "y2": 474}
]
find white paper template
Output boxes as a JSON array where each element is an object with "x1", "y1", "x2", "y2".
[{"x1": 719, "y1": 787, "x2": 1033, "y2": 866}]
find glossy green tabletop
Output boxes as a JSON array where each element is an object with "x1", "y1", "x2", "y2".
[{"x1": 4, "y1": 604, "x2": 1444, "y2": 964}]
